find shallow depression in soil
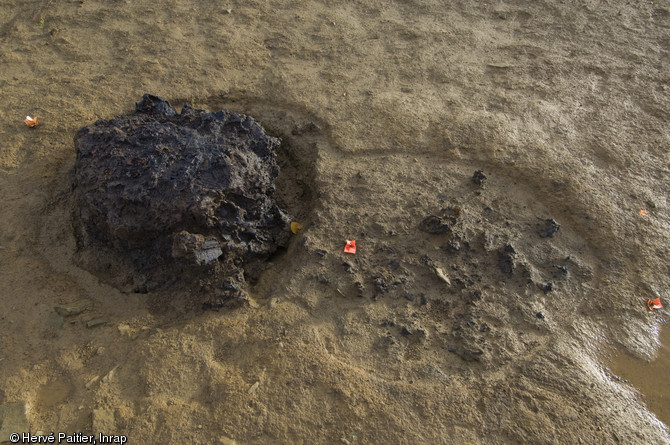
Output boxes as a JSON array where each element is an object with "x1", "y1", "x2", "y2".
[{"x1": 610, "y1": 322, "x2": 670, "y2": 427}]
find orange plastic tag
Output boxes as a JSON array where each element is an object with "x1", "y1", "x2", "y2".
[
  {"x1": 639, "y1": 209, "x2": 649, "y2": 216},
  {"x1": 24, "y1": 116, "x2": 37, "y2": 127},
  {"x1": 290, "y1": 222, "x2": 304, "y2": 234},
  {"x1": 647, "y1": 297, "x2": 662, "y2": 311},
  {"x1": 344, "y1": 240, "x2": 356, "y2": 254}
]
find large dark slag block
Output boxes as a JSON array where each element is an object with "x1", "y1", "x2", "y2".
[{"x1": 73, "y1": 94, "x2": 290, "y2": 299}]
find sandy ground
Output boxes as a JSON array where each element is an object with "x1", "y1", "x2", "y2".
[{"x1": 1, "y1": 0, "x2": 670, "y2": 443}]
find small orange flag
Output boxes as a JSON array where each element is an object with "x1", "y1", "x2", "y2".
[
  {"x1": 344, "y1": 240, "x2": 356, "y2": 254},
  {"x1": 648, "y1": 297, "x2": 662, "y2": 311},
  {"x1": 24, "y1": 116, "x2": 37, "y2": 127}
]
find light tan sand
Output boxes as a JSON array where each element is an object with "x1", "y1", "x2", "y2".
[{"x1": 1, "y1": 1, "x2": 669, "y2": 443}]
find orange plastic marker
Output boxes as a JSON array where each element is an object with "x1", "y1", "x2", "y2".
[
  {"x1": 290, "y1": 222, "x2": 304, "y2": 234},
  {"x1": 344, "y1": 240, "x2": 356, "y2": 254},
  {"x1": 639, "y1": 209, "x2": 649, "y2": 216},
  {"x1": 647, "y1": 297, "x2": 662, "y2": 311},
  {"x1": 24, "y1": 116, "x2": 37, "y2": 127}
]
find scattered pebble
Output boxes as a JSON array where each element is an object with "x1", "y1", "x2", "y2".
[
  {"x1": 420, "y1": 215, "x2": 454, "y2": 234},
  {"x1": 554, "y1": 265, "x2": 568, "y2": 277},
  {"x1": 425, "y1": 364, "x2": 448, "y2": 380},
  {"x1": 248, "y1": 381, "x2": 260, "y2": 394},
  {"x1": 85, "y1": 376, "x2": 99, "y2": 389},
  {"x1": 433, "y1": 266, "x2": 451, "y2": 285},
  {"x1": 54, "y1": 299, "x2": 93, "y2": 317},
  {"x1": 498, "y1": 244, "x2": 516, "y2": 274},
  {"x1": 117, "y1": 323, "x2": 133, "y2": 336},
  {"x1": 540, "y1": 219, "x2": 560, "y2": 238},
  {"x1": 217, "y1": 436, "x2": 237, "y2": 445},
  {"x1": 472, "y1": 170, "x2": 487, "y2": 186},
  {"x1": 102, "y1": 365, "x2": 119, "y2": 383},
  {"x1": 86, "y1": 318, "x2": 108, "y2": 328}
]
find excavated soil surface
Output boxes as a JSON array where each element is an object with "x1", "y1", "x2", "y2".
[{"x1": 1, "y1": 1, "x2": 669, "y2": 444}]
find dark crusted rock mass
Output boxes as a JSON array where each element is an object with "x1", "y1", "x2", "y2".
[{"x1": 72, "y1": 94, "x2": 290, "y2": 299}]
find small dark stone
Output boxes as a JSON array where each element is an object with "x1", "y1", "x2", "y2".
[
  {"x1": 554, "y1": 265, "x2": 568, "y2": 277},
  {"x1": 472, "y1": 170, "x2": 487, "y2": 186},
  {"x1": 414, "y1": 328, "x2": 427, "y2": 337},
  {"x1": 312, "y1": 274, "x2": 329, "y2": 284},
  {"x1": 420, "y1": 215, "x2": 452, "y2": 234},
  {"x1": 132, "y1": 275, "x2": 149, "y2": 293},
  {"x1": 172, "y1": 231, "x2": 222, "y2": 266},
  {"x1": 453, "y1": 278, "x2": 465, "y2": 288},
  {"x1": 446, "y1": 239, "x2": 461, "y2": 252},
  {"x1": 206, "y1": 273, "x2": 249, "y2": 309},
  {"x1": 540, "y1": 219, "x2": 561, "y2": 238},
  {"x1": 374, "y1": 277, "x2": 389, "y2": 293},
  {"x1": 448, "y1": 346, "x2": 484, "y2": 361},
  {"x1": 202, "y1": 299, "x2": 224, "y2": 311},
  {"x1": 498, "y1": 244, "x2": 516, "y2": 274},
  {"x1": 400, "y1": 326, "x2": 412, "y2": 336},
  {"x1": 541, "y1": 282, "x2": 553, "y2": 294},
  {"x1": 536, "y1": 312, "x2": 545, "y2": 320},
  {"x1": 54, "y1": 299, "x2": 93, "y2": 317},
  {"x1": 291, "y1": 121, "x2": 320, "y2": 136},
  {"x1": 419, "y1": 294, "x2": 427, "y2": 306},
  {"x1": 315, "y1": 249, "x2": 328, "y2": 257},
  {"x1": 86, "y1": 318, "x2": 108, "y2": 328},
  {"x1": 419, "y1": 208, "x2": 460, "y2": 234},
  {"x1": 388, "y1": 260, "x2": 400, "y2": 271},
  {"x1": 405, "y1": 293, "x2": 415, "y2": 301},
  {"x1": 463, "y1": 349, "x2": 484, "y2": 361}
]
